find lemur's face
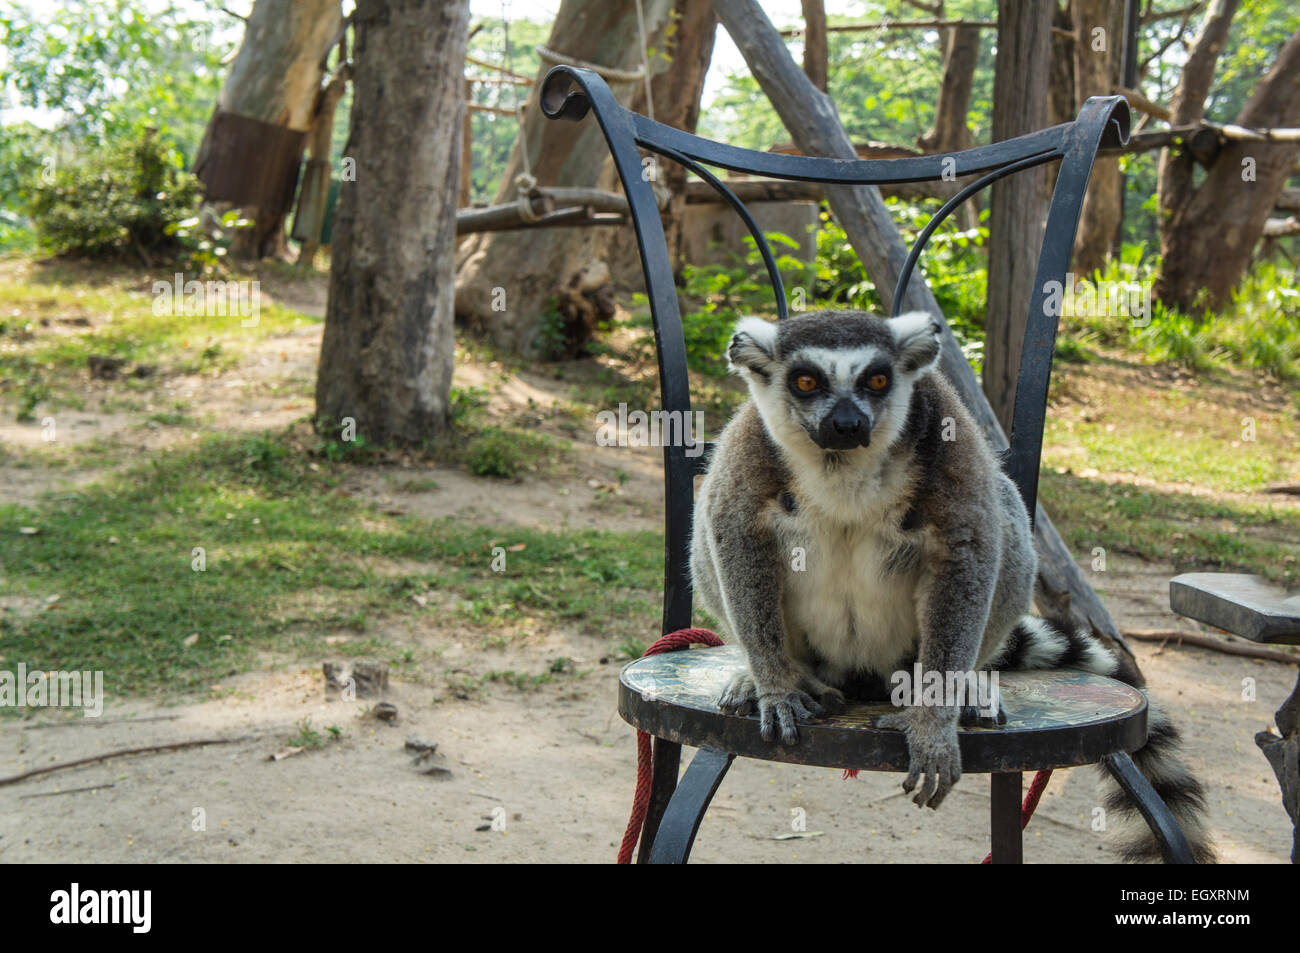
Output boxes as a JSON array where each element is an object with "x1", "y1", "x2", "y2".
[{"x1": 728, "y1": 310, "x2": 942, "y2": 455}]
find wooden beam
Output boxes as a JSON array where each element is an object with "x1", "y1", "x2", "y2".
[
  {"x1": 459, "y1": 78, "x2": 472, "y2": 210},
  {"x1": 464, "y1": 54, "x2": 533, "y2": 82},
  {"x1": 778, "y1": 18, "x2": 996, "y2": 35},
  {"x1": 467, "y1": 102, "x2": 518, "y2": 117},
  {"x1": 1114, "y1": 84, "x2": 1170, "y2": 122},
  {"x1": 1263, "y1": 215, "x2": 1300, "y2": 237},
  {"x1": 455, "y1": 187, "x2": 634, "y2": 234},
  {"x1": 800, "y1": 0, "x2": 828, "y2": 92}
]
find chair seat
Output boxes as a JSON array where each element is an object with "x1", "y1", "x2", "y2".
[{"x1": 619, "y1": 645, "x2": 1147, "y2": 774}]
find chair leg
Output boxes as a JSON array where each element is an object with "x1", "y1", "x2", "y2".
[
  {"x1": 1101, "y1": 751, "x2": 1196, "y2": 864},
  {"x1": 636, "y1": 738, "x2": 681, "y2": 864},
  {"x1": 990, "y1": 771, "x2": 1023, "y2": 864},
  {"x1": 646, "y1": 746, "x2": 735, "y2": 864}
]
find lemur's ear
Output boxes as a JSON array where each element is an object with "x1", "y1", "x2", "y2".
[
  {"x1": 889, "y1": 311, "x2": 943, "y2": 373},
  {"x1": 728, "y1": 316, "x2": 778, "y2": 380}
]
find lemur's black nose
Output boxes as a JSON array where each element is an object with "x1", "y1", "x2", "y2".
[
  {"x1": 832, "y1": 412, "x2": 861, "y2": 436},
  {"x1": 818, "y1": 398, "x2": 871, "y2": 450}
]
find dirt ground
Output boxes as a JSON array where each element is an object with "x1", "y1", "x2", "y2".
[
  {"x1": 0, "y1": 556, "x2": 1295, "y2": 864},
  {"x1": 1, "y1": 280, "x2": 1296, "y2": 864}
]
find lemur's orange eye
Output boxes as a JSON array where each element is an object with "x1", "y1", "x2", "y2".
[
  {"x1": 868, "y1": 373, "x2": 890, "y2": 391},
  {"x1": 794, "y1": 374, "x2": 818, "y2": 393}
]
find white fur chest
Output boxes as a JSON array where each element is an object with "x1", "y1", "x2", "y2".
[{"x1": 776, "y1": 457, "x2": 924, "y2": 682}]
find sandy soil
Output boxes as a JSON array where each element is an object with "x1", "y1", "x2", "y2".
[
  {"x1": 0, "y1": 594, "x2": 1294, "y2": 864},
  {"x1": 1, "y1": 277, "x2": 1296, "y2": 864}
]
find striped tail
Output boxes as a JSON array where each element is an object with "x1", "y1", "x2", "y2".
[{"x1": 992, "y1": 616, "x2": 1216, "y2": 863}]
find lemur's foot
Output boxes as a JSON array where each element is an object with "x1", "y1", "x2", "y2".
[
  {"x1": 718, "y1": 671, "x2": 758, "y2": 716},
  {"x1": 814, "y1": 685, "x2": 848, "y2": 715},
  {"x1": 802, "y1": 675, "x2": 847, "y2": 714},
  {"x1": 878, "y1": 707, "x2": 961, "y2": 809},
  {"x1": 757, "y1": 688, "x2": 824, "y2": 745}
]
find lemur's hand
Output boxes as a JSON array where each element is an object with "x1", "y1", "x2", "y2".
[
  {"x1": 719, "y1": 670, "x2": 843, "y2": 745},
  {"x1": 878, "y1": 706, "x2": 961, "y2": 808}
]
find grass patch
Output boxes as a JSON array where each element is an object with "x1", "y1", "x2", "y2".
[
  {"x1": 0, "y1": 426, "x2": 663, "y2": 699},
  {"x1": 0, "y1": 262, "x2": 318, "y2": 417},
  {"x1": 1039, "y1": 470, "x2": 1300, "y2": 585},
  {"x1": 1046, "y1": 360, "x2": 1299, "y2": 493}
]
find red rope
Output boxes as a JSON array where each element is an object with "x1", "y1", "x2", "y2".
[
  {"x1": 616, "y1": 630, "x2": 1054, "y2": 864},
  {"x1": 616, "y1": 627, "x2": 724, "y2": 864}
]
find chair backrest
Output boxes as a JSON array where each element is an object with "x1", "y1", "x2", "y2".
[{"x1": 540, "y1": 65, "x2": 1130, "y2": 636}]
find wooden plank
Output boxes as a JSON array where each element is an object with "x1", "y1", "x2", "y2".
[{"x1": 1169, "y1": 573, "x2": 1300, "y2": 644}]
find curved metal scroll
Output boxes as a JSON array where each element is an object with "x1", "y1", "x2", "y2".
[
  {"x1": 891, "y1": 153, "x2": 1059, "y2": 317},
  {"x1": 650, "y1": 145, "x2": 790, "y2": 320}
]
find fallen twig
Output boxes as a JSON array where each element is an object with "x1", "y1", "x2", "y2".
[
  {"x1": 1262, "y1": 483, "x2": 1300, "y2": 496},
  {"x1": 22, "y1": 714, "x2": 182, "y2": 730},
  {"x1": 1123, "y1": 629, "x2": 1300, "y2": 665},
  {"x1": 19, "y1": 783, "x2": 115, "y2": 799},
  {"x1": 0, "y1": 736, "x2": 250, "y2": 788}
]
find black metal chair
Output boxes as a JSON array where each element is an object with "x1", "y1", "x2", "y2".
[{"x1": 540, "y1": 64, "x2": 1194, "y2": 864}]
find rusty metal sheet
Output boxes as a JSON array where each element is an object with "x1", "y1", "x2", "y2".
[{"x1": 195, "y1": 109, "x2": 306, "y2": 214}]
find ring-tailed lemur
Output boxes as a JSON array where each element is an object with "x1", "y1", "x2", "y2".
[{"x1": 690, "y1": 309, "x2": 1214, "y2": 863}]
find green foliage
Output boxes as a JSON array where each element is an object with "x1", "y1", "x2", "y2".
[
  {"x1": 0, "y1": 121, "x2": 48, "y2": 247},
  {"x1": 288, "y1": 717, "x2": 327, "y2": 749},
  {"x1": 1139, "y1": 307, "x2": 1218, "y2": 372},
  {"x1": 463, "y1": 16, "x2": 549, "y2": 203},
  {"x1": 674, "y1": 258, "x2": 770, "y2": 377},
  {"x1": 662, "y1": 200, "x2": 991, "y2": 378},
  {"x1": 1060, "y1": 250, "x2": 1300, "y2": 380},
  {"x1": 0, "y1": 1, "x2": 231, "y2": 250},
  {"x1": 29, "y1": 131, "x2": 202, "y2": 260},
  {"x1": 465, "y1": 426, "x2": 523, "y2": 477},
  {"x1": 0, "y1": 1, "x2": 232, "y2": 152},
  {"x1": 701, "y1": 1, "x2": 994, "y2": 151},
  {"x1": 464, "y1": 425, "x2": 562, "y2": 478},
  {"x1": 535, "y1": 297, "x2": 570, "y2": 361},
  {"x1": 449, "y1": 384, "x2": 490, "y2": 428}
]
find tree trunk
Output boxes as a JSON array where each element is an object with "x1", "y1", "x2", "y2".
[
  {"x1": 315, "y1": 0, "x2": 468, "y2": 447},
  {"x1": 293, "y1": 58, "x2": 351, "y2": 267},
  {"x1": 1154, "y1": 0, "x2": 1239, "y2": 303},
  {"x1": 195, "y1": 0, "x2": 343, "y2": 261},
  {"x1": 1048, "y1": 1, "x2": 1075, "y2": 130},
  {"x1": 605, "y1": 0, "x2": 718, "y2": 283},
  {"x1": 1158, "y1": 25, "x2": 1300, "y2": 309},
  {"x1": 915, "y1": 9, "x2": 981, "y2": 231},
  {"x1": 711, "y1": 0, "x2": 1139, "y2": 679},
  {"x1": 801, "y1": 0, "x2": 828, "y2": 93},
  {"x1": 1072, "y1": 0, "x2": 1125, "y2": 275},
  {"x1": 454, "y1": 0, "x2": 678, "y2": 356},
  {"x1": 916, "y1": 21, "x2": 979, "y2": 155},
  {"x1": 984, "y1": 0, "x2": 1051, "y2": 434}
]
